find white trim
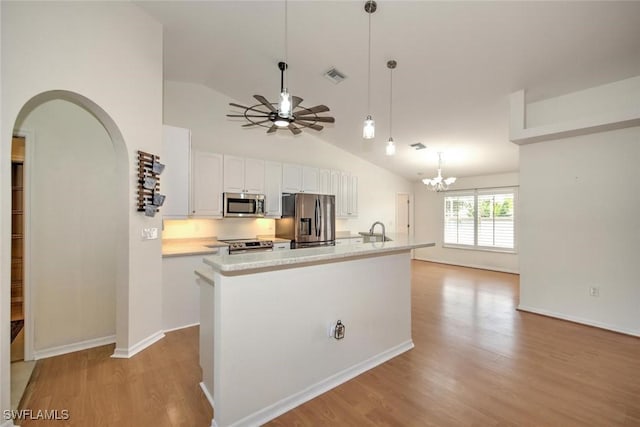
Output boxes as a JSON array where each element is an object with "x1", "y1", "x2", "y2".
[
  {"x1": 32, "y1": 335, "x2": 115, "y2": 360},
  {"x1": 517, "y1": 305, "x2": 640, "y2": 337},
  {"x1": 199, "y1": 382, "x2": 214, "y2": 408},
  {"x1": 111, "y1": 330, "x2": 165, "y2": 359},
  {"x1": 12, "y1": 129, "x2": 34, "y2": 362},
  {"x1": 413, "y1": 257, "x2": 519, "y2": 275},
  {"x1": 227, "y1": 340, "x2": 414, "y2": 427},
  {"x1": 163, "y1": 322, "x2": 199, "y2": 334}
]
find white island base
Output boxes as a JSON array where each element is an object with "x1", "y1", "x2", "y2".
[{"x1": 196, "y1": 240, "x2": 433, "y2": 427}]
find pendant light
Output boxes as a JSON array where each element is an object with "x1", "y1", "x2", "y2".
[
  {"x1": 386, "y1": 60, "x2": 397, "y2": 156},
  {"x1": 363, "y1": 0, "x2": 377, "y2": 139},
  {"x1": 277, "y1": 0, "x2": 291, "y2": 124}
]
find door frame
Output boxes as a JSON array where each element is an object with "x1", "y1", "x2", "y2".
[{"x1": 13, "y1": 129, "x2": 34, "y2": 361}]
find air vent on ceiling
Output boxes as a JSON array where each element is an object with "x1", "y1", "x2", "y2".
[
  {"x1": 324, "y1": 68, "x2": 347, "y2": 84},
  {"x1": 410, "y1": 142, "x2": 427, "y2": 150}
]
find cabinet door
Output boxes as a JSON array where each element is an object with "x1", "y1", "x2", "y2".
[
  {"x1": 282, "y1": 163, "x2": 302, "y2": 193},
  {"x1": 301, "y1": 166, "x2": 319, "y2": 193},
  {"x1": 318, "y1": 168, "x2": 331, "y2": 195},
  {"x1": 223, "y1": 155, "x2": 245, "y2": 193},
  {"x1": 348, "y1": 175, "x2": 358, "y2": 217},
  {"x1": 339, "y1": 172, "x2": 350, "y2": 217},
  {"x1": 161, "y1": 125, "x2": 190, "y2": 218},
  {"x1": 264, "y1": 161, "x2": 282, "y2": 218},
  {"x1": 331, "y1": 170, "x2": 342, "y2": 217},
  {"x1": 244, "y1": 158, "x2": 265, "y2": 193},
  {"x1": 192, "y1": 151, "x2": 223, "y2": 217}
]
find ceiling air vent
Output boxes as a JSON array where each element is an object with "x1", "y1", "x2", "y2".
[
  {"x1": 324, "y1": 68, "x2": 347, "y2": 84},
  {"x1": 410, "y1": 142, "x2": 427, "y2": 150}
]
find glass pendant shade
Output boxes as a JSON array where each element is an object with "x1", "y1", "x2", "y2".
[
  {"x1": 278, "y1": 90, "x2": 291, "y2": 118},
  {"x1": 363, "y1": 115, "x2": 375, "y2": 139},
  {"x1": 385, "y1": 138, "x2": 396, "y2": 156}
]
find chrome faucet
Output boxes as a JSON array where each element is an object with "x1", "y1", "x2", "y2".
[{"x1": 369, "y1": 221, "x2": 386, "y2": 241}]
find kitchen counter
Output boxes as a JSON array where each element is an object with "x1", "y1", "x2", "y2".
[
  {"x1": 200, "y1": 233, "x2": 433, "y2": 274},
  {"x1": 195, "y1": 233, "x2": 434, "y2": 426},
  {"x1": 162, "y1": 236, "x2": 292, "y2": 257},
  {"x1": 335, "y1": 231, "x2": 361, "y2": 239},
  {"x1": 162, "y1": 237, "x2": 228, "y2": 257}
]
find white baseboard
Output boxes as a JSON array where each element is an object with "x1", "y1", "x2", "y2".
[
  {"x1": 163, "y1": 322, "x2": 199, "y2": 334},
  {"x1": 518, "y1": 305, "x2": 640, "y2": 337},
  {"x1": 33, "y1": 335, "x2": 116, "y2": 360},
  {"x1": 414, "y1": 257, "x2": 519, "y2": 274},
  {"x1": 111, "y1": 330, "x2": 165, "y2": 359},
  {"x1": 199, "y1": 382, "x2": 215, "y2": 408},
  {"x1": 228, "y1": 340, "x2": 414, "y2": 427}
]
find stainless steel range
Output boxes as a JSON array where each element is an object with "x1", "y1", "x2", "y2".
[{"x1": 220, "y1": 238, "x2": 273, "y2": 255}]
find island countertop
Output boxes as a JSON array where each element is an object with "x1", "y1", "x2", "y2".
[{"x1": 202, "y1": 234, "x2": 434, "y2": 274}]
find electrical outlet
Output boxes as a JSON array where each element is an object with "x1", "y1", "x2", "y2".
[
  {"x1": 141, "y1": 227, "x2": 159, "y2": 240},
  {"x1": 589, "y1": 286, "x2": 599, "y2": 297}
]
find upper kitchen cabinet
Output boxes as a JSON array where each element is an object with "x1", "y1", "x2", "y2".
[
  {"x1": 162, "y1": 125, "x2": 191, "y2": 218},
  {"x1": 282, "y1": 163, "x2": 319, "y2": 193},
  {"x1": 192, "y1": 151, "x2": 223, "y2": 217},
  {"x1": 338, "y1": 171, "x2": 358, "y2": 218},
  {"x1": 264, "y1": 161, "x2": 282, "y2": 218},
  {"x1": 223, "y1": 155, "x2": 265, "y2": 194}
]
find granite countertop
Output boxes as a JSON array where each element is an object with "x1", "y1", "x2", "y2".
[
  {"x1": 162, "y1": 236, "x2": 293, "y2": 257},
  {"x1": 201, "y1": 234, "x2": 435, "y2": 274},
  {"x1": 162, "y1": 237, "x2": 228, "y2": 258}
]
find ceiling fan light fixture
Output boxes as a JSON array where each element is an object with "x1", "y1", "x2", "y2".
[
  {"x1": 274, "y1": 117, "x2": 290, "y2": 127},
  {"x1": 385, "y1": 137, "x2": 396, "y2": 156},
  {"x1": 278, "y1": 89, "x2": 291, "y2": 118},
  {"x1": 363, "y1": 115, "x2": 375, "y2": 139}
]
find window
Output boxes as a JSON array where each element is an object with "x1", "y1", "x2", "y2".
[{"x1": 444, "y1": 188, "x2": 516, "y2": 252}]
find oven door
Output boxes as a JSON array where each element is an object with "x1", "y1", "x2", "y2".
[{"x1": 223, "y1": 193, "x2": 265, "y2": 218}]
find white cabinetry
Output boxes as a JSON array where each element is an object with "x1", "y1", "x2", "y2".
[
  {"x1": 161, "y1": 125, "x2": 191, "y2": 218},
  {"x1": 336, "y1": 172, "x2": 358, "y2": 218},
  {"x1": 273, "y1": 242, "x2": 291, "y2": 251},
  {"x1": 282, "y1": 163, "x2": 302, "y2": 193},
  {"x1": 264, "y1": 161, "x2": 282, "y2": 218},
  {"x1": 318, "y1": 168, "x2": 331, "y2": 195},
  {"x1": 223, "y1": 155, "x2": 265, "y2": 194},
  {"x1": 282, "y1": 163, "x2": 320, "y2": 193},
  {"x1": 192, "y1": 151, "x2": 223, "y2": 217}
]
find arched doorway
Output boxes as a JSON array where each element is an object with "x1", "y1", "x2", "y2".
[{"x1": 8, "y1": 90, "x2": 129, "y2": 407}]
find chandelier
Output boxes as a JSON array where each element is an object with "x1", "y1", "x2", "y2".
[{"x1": 422, "y1": 152, "x2": 456, "y2": 192}]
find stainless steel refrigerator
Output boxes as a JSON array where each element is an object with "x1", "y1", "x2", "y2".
[{"x1": 276, "y1": 193, "x2": 336, "y2": 248}]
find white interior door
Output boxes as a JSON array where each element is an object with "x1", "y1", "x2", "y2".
[{"x1": 396, "y1": 193, "x2": 410, "y2": 235}]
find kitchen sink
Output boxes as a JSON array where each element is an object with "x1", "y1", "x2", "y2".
[{"x1": 358, "y1": 232, "x2": 393, "y2": 243}]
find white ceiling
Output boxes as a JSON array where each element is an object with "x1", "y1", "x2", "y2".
[{"x1": 136, "y1": 1, "x2": 640, "y2": 181}]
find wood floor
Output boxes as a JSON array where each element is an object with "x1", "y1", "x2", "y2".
[{"x1": 18, "y1": 261, "x2": 640, "y2": 426}]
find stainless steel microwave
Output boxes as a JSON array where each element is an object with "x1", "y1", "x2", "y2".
[{"x1": 223, "y1": 193, "x2": 265, "y2": 218}]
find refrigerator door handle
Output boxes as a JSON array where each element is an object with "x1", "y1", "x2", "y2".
[
  {"x1": 315, "y1": 198, "x2": 320, "y2": 238},
  {"x1": 317, "y1": 198, "x2": 322, "y2": 238}
]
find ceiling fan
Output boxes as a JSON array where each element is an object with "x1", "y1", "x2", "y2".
[{"x1": 226, "y1": 62, "x2": 335, "y2": 135}]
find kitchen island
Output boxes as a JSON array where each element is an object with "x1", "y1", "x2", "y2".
[{"x1": 195, "y1": 235, "x2": 435, "y2": 427}]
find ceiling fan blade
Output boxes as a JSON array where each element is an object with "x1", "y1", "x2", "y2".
[
  {"x1": 254, "y1": 95, "x2": 278, "y2": 113},
  {"x1": 267, "y1": 124, "x2": 278, "y2": 133},
  {"x1": 242, "y1": 120, "x2": 271, "y2": 127},
  {"x1": 288, "y1": 124, "x2": 302, "y2": 135},
  {"x1": 291, "y1": 96, "x2": 303, "y2": 110},
  {"x1": 296, "y1": 116, "x2": 335, "y2": 123},
  {"x1": 226, "y1": 114, "x2": 270, "y2": 118},
  {"x1": 295, "y1": 105, "x2": 330, "y2": 116},
  {"x1": 298, "y1": 123, "x2": 323, "y2": 131},
  {"x1": 229, "y1": 102, "x2": 271, "y2": 114}
]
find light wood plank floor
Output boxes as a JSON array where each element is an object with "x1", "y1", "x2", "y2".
[{"x1": 18, "y1": 261, "x2": 640, "y2": 426}]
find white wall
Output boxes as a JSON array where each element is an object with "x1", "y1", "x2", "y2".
[
  {"x1": 1, "y1": 1, "x2": 163, "y2": 412},
  {"x1": 162, "y1": 81, "x2": 412, "y2": 237},
  {"x1": 413, "y1": 173, "x2": 519, "y2": 273},
  {"x1": 17, "y1": 100, "x2": 118, "y2": 353},
  {"x1": 519, "y1": 76, "x2": 640, "y2": 336}
]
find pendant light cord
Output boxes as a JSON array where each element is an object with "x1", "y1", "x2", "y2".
[
  {"x1": 389, "y1": 66, "x2": 393, "y2": 138},
  {"x1": 367, "y1": 1, "x2": 372, "y2": 114}
]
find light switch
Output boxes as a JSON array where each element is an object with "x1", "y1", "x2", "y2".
[{"x1": 141, "y1": 227, "x2": 159, "y2": 240}]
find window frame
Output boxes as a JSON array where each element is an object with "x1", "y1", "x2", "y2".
[{"x1": 442, "y1": 187, "x2": 518, "y2": 254}]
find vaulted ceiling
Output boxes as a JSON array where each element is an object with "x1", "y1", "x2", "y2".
[{"x1": 136, "y1": 1, "x2": 640, "y2": 181}]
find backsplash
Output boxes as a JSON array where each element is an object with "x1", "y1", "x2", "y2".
[{"x1": 162, "y1": 217, "x2": 352, "y2": 240}]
